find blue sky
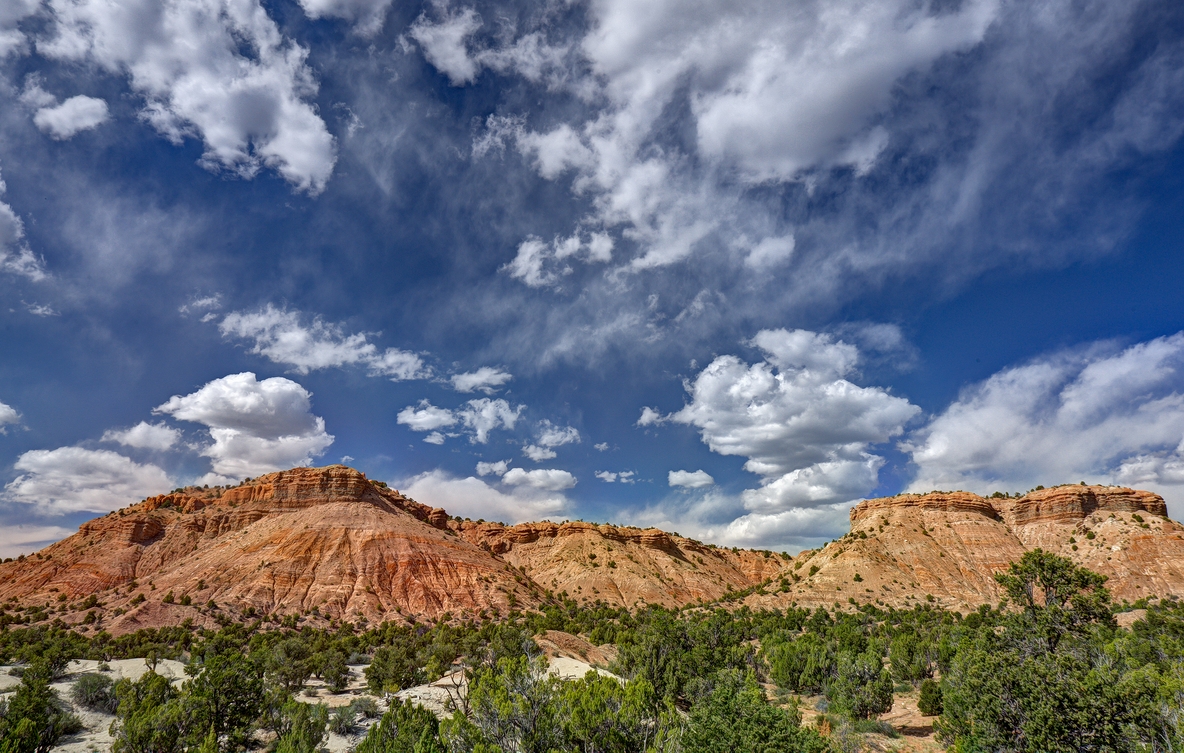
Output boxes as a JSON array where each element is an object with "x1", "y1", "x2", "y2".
[{"x1": 2, "y1": 0, "x2": 1184, "y2": 556}]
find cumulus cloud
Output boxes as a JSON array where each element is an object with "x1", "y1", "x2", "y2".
[
  {"x1": 4, "y1": 447, "x2": 173, "y2": 514},
  {"x1": 458, "y1": 399, "x2": 522, "y2": 444},
  {"x1": 0, "y1": 165, "x2": 46, "y2": 281},
  {"x1": 0, "y1": 0, "x2": 38, "y2": 58},
  {"x1": 155, "y1": 372, "x2": 333, "y2": 478},
  {"x1": 101, "y1": 421, "x2": 180, "y2": 451},
  {"x1": 502, "y1": 467, "x2": 576, "y2": 491},
  {"x1": 595, "y1": 470, "x2": 634, "y2": 483},
  {"x1": 478, "y1": 0, "x2": 995, "y2": 273},
  {"x1": 296, "y1": 0, "x2": 392, "y2": 36},
  {"x1": 397, "y1": 398, "x2": 521, "y2": 444},
  {"x1": 476, "y1": 459, "x2": 510, "y2": 477},
  {"x1": 663, "y1": 328, "x2": 918, "y2": 542},
  {"x1": 220, "y1": 305, "x2": 427, "y2": 379},
  {"x1": 409, "y1": 8, "x2": 484, "y2": 86},
  {"x1": 38, "y1": 0, "x2": 336, "y2": 192},
  {"x1": 401, "y1": 469, "x2": 567, "y2": 522},
  {"x1": 524, "y1": 420, "x2": 580, "y2": 460},
  {"x1": 637, "y1": 407, "x2": 665, "y2": 427},
  {"x1": 409, "y1": 9, "x2": 570, "y2": 88},
  {"x1": 0, "y1": 400, "x2": 20, "y2": 434},
  {"x1": 904, "y1": 333, "x2": 1184, "y2": 514},
  {"x1": 397, "y1": 400, "x2": 458, "y2": 431},
  {"x1": 33, "y1": 95, "x2": 109, "y2": 140},
  {"x1": 668, "y1": 469, "x2": 714, "y2": 489},
  {"x1": 504, "y1": 232, "x2": 614, "y2": 288},
  {"x1": 451, "y1": 367, "x2": 512, "y2": 394}
]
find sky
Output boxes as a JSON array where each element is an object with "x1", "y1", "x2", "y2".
[{"x1": 1, "y1": 0, "x2": 1184, "y2": 557}]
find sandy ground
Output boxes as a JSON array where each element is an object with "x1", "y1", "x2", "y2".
[{"x1": 0, "y1": 659, "x2": 187, "y2": 753}]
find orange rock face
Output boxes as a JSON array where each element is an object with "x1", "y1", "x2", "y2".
[
  {"x1": 0, "y1": 466, "x2": 543, "y2": 631},
  {"x1": 459, "y1": 520, "x2": 783, "y2": 609},
  {"x1": 745, "y1": 485, "x2": 1184, "y2": 612},
  {"x1": 4, "y1": 469, "x2": 1183, "y2": 633}
]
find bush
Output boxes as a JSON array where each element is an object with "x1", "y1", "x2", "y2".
[
  {"x1": 351, "y1": 696, "x2": 380, "y2": 719},
  {"x1": 328, "y1": 705, "x2": 357, "y2": 735},
  {"x1": 918, "y1": 679, "x2": 942, "y2": 716},
  {"x1": 72, "y1": 673, "x2": 118, "y2": 714},
  {"x1": 827, "y1": 650, "x2": 894, "y2": 720}
]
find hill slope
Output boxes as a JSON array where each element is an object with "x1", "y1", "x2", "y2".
[
  {"x1": 0, "y1": 466, "x2": 768, "y2": 631},
  {"x1": 744, "y1": 485, "x2": 1184, "y2": 612}
]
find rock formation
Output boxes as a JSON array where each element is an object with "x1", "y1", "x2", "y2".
[
  {"x1": 3, "y1": 470, "x2": 1183, "y2": 633},
  {"x1": 744, "y1": 485, "x2": 1184, "y2": 612}
]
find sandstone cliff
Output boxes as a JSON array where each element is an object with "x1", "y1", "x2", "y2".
[
  {"x1": 459, "y1": 520, "x2": 783, "y2": 609},
  {"x1": 744, "y1": 485, "x2": 1184, "y2": 612},
  {"x1": 0, "y1": 466, "x2": 543, "y2": 631},
  {"x1": 4, "y1": 470, "x2": 1183, "y2": 633}
]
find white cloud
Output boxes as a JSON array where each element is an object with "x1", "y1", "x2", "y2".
[
  {"x1": 594, "y1": 442, "x2": 610, "y2": 452},
  {"x1": 0, "y1": 525, "x2": 77, "y2": 559},
  {"x1": 504, "y1": 232, "x2": 614, "y2": 288},
  {"x1": 24, "y1": 303, "x2": 58, "y2": 317},
  {"x1": 401, "y1": 469, "x2": 567, "y2": 522},
  {"x1": 179, "y1": 294, "x2": 222, "y2": 316},
  {"x1": 480, "y1": 0, "x2": 996, "y2": 272},
  {"x1": 451, "y1": 367, "x2": 512, "y2": 394},
  {"x1": 0, "y1": 165, "x2": 46, "y2": 281},
  {"x1": 524, "y1": 420, "x2": 580, "y2": 459},
  {"x1": 33, "y1": 95, "x2": 109, "y2": 140},
  {"x1": 296, "y1": 0, "x2": 392, "y2": 36},
  {"x1": 904, "y1": 332, "x2": 1184, "y2": 515},
  {"x1": 458, "y1": 398, "x2": 522, "y2": 443},
  {"x1": 38, "y1": 0, "x2": 336, "y2": 193},
  {"x1": 423, "y1": 432, "x2": 446, "y2": 445},
  {"x1": 666, "y1": 328, "x2": 917, "y2": 541},
  {"x1": 408, "y1": 8, "x2": 483, "y2": 86},
  {"x1": 219, "y1": 305, "x2": 427, "y2": 379},
  {"x1": 102, "y1": 421, "x2": 180, "y2": 451},
  {"x1": 0, "y1": 0, "x2": 38, "y2": 58},
  {"x1": 502, "y1": 467, "x2": 577, "y2": 491},
  {"x1": 0, "y1": 400, "x2": 20, "y2": 434},
  {"x1": 637, "y1": 407, "x2": 665, "y2": 426},
  {"x1": 397, "y1": 400, "x2": 458, "y2": 431},
  {"x1": 397, "y1": 398, "x2": 522, "y2": 444},
  {"x1": 476, "y1": 460, "x2": 510, "y2": 477},
  {"x1": 154, "y1": 372, "x2": 333, "y2": 479},
  {"x1": 668, "y1": 469, "x2": 715, "y2": 489},
  {"x1": 595, "y1": 470, "x2": 634, "y2": 483},
  {"x1": 5, "y1": 447, "x2": 173, "y2": 514},
  {"x1": 523, "y1": 445, "x2": 556, "y2": 461}
]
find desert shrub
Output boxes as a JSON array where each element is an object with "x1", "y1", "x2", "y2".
[
  {"x1": 72, "y1": 672, "x2": 118, "y2": 714},
  {"x1": 918, "y1": 679, "x2": 942, "y2": 716}
]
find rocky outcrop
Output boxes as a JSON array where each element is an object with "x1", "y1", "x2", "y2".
[
  {"x1": 4, "y1": 468, "x2": 1183, "y2": 632},
  {"x1": 746, "y1": 485, "x2": 1184, "y2": 613},
  {"x1": 0, "y1": 466, "x2": 542, "y2": 632},
  {"x1": 459, "y1": 520, "x2": 780, "y2": 609}
]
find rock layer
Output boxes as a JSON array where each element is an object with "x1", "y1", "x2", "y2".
[
  {"x1": 746, "y1": 485, "x2": 1184, "y2": 612},
  {"x1": 3, "y1": 471, "x2": 1183, "y2": 632}
]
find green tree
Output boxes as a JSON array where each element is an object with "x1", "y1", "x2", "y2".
[
  {"x1": 917, "y1": 679, "x2": 942, "y2": 716},
  {"x1": 681, "y1": 669, "x2": 828, "y2": 753},
  {"x1": 357, "y1": 699, "x2": 442, "y2": 753},
  {"x1": 182, "y1": 650, "x2": 264, "y2": 749},
  {"x1": 0, "y1": 661, "x2": 82, "y2": 753},
  {"x1": 110, "y1": 671, "x2": 185, "y2": 753},
  {"x1": 557, "y1": 672, "x2": 664, "y2": 753},
  {"x1": 274, "y1": 702, "x2": 328, "y2": 753},
  {"x1": 366, "y1": 643, "x2": 425, "y2": 695},
  {"x1": 440, "y1": 656, "x2": 563, "y2": 753},
  {"x1": 826, "y1": 650, "x2": 893, "y2": 720},
  {"x1": 994, "y1": 548, "x2": 1114, "y2": 651}
]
